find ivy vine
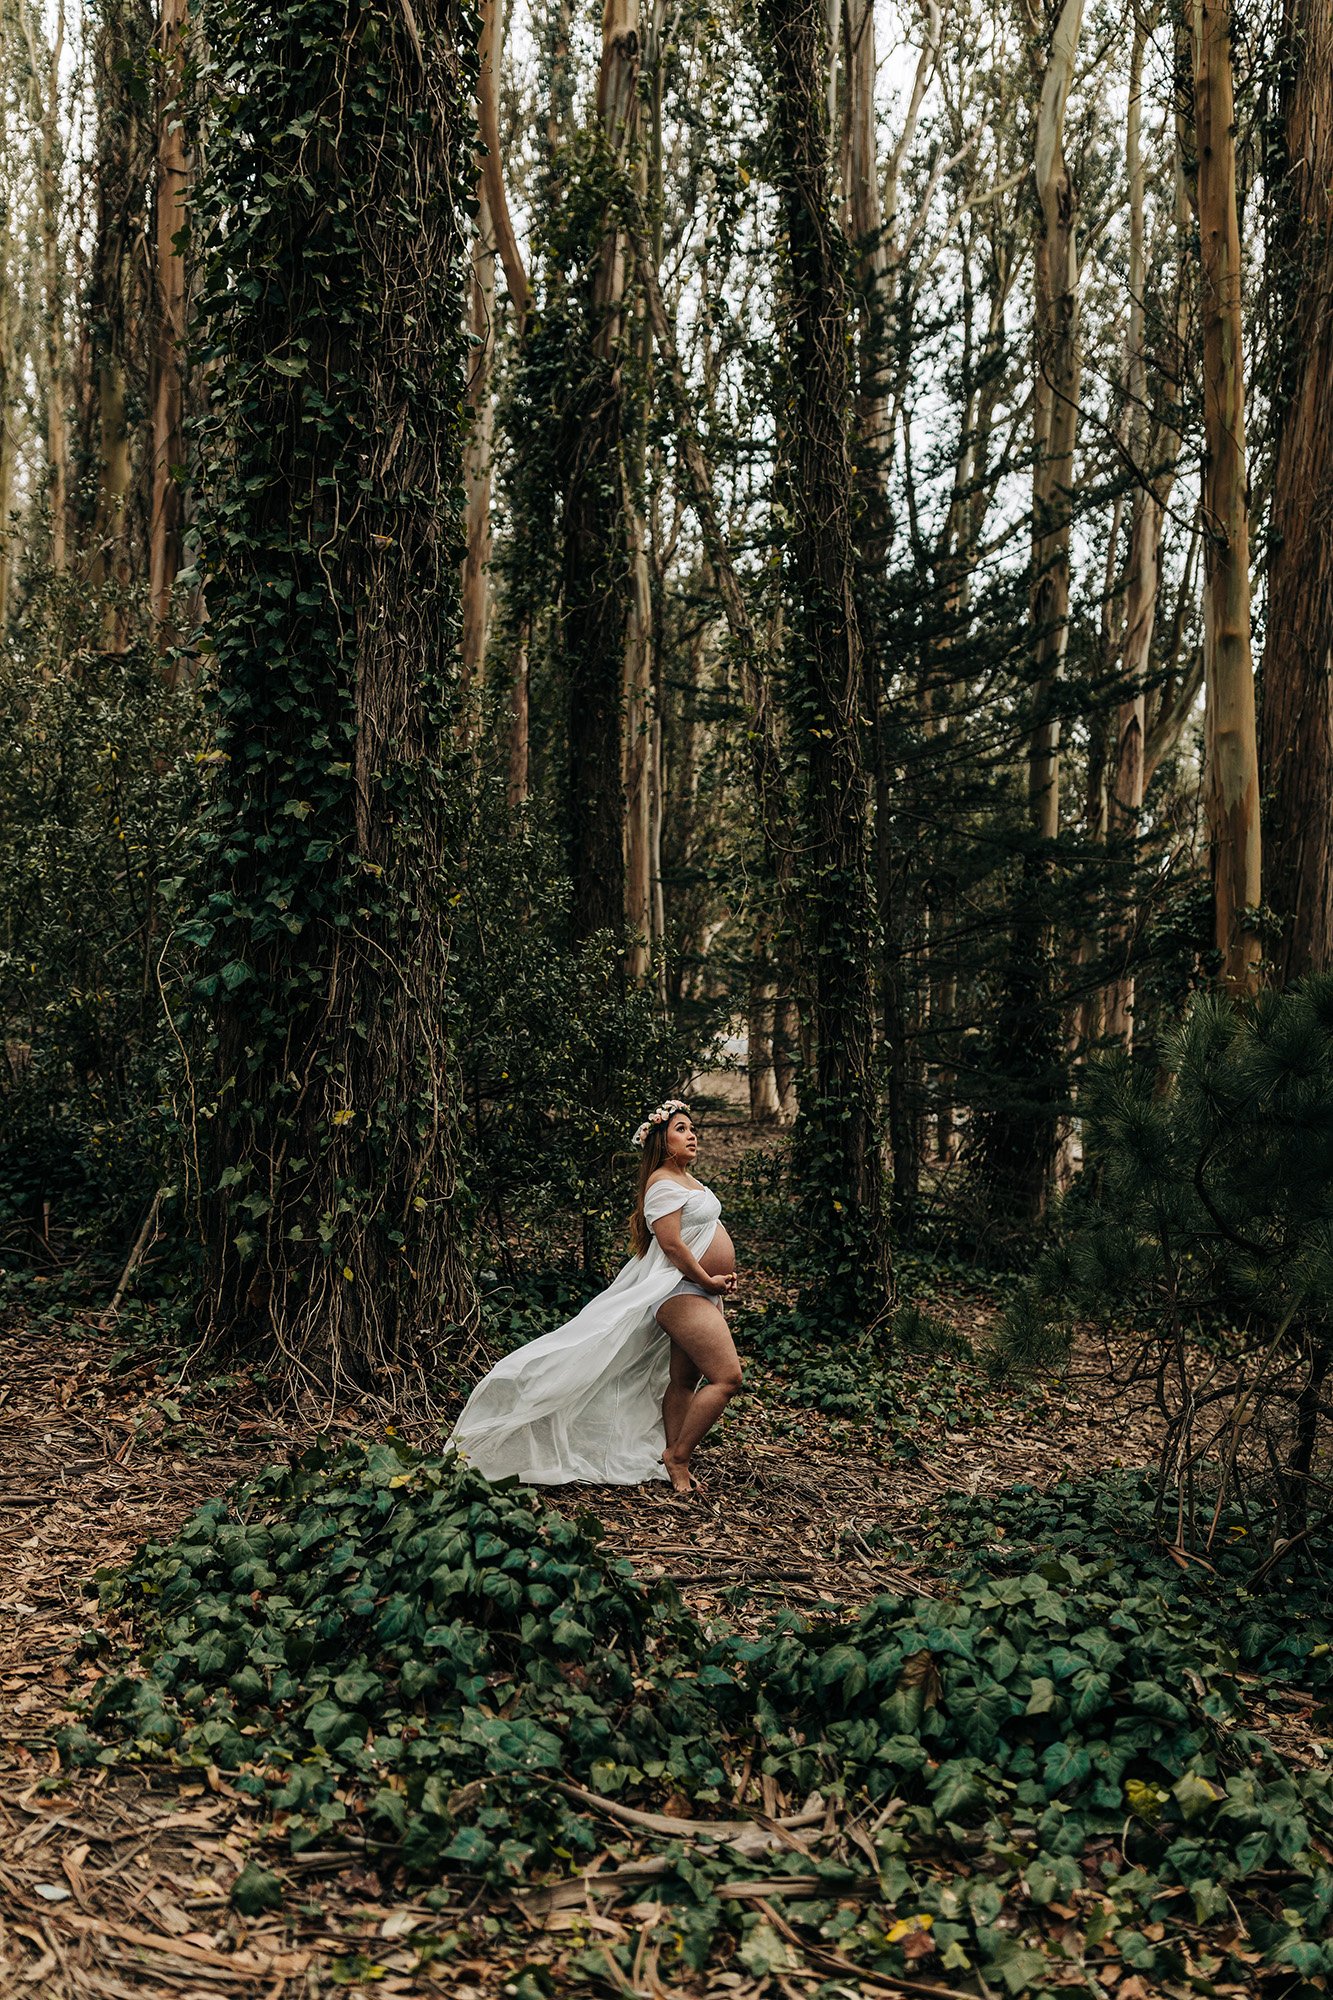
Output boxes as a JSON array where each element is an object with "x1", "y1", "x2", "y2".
[{"x1": 179, "y1": 0, "x2": 478, "y2": 1396}]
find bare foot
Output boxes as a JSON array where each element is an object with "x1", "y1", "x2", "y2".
[{"x1": 661, "y1": 1450, "x2": 693, "y2": 1494}]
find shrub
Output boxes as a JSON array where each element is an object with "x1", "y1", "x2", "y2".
[
  {"x1": 998, "y1": 982, "x2": 1333, "y2": 1546},
  {"x1": 0, "y1": 630, "x2": 197, "y2": 1239}
]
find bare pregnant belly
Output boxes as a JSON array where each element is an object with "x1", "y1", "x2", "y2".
[{"x1": 698, "y1": 1225, "x2": 735, "y2": 1279}]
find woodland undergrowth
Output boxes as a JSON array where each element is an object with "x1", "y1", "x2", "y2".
[{"x1": 68, "y1": 1439, "x2": 1333, "y2": 1999}]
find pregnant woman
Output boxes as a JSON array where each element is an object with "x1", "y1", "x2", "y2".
[{"x1": 446, "y1": 1101, "x2": 742, "y2": 1493}]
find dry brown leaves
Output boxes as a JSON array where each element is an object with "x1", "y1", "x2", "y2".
[{"x1": 0, "y1": 1244, "x2": 1171, "y2": 1997}]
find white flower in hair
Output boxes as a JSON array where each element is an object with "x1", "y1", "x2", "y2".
[{"x1": 632, "y1": 1097, "x2": 689, "y2": 1146}]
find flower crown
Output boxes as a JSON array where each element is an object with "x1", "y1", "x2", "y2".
[{"x1": 632, "y1": 1098, "x2": 690, "y2": 1147}]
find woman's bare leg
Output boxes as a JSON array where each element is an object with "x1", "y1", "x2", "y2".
[
  {"x1": 654, "y1": 1297, "x2": 742, "y2": 1490},
  {"x1": 663, "y1": 1340, "x2": 701, "y2": 1451}
]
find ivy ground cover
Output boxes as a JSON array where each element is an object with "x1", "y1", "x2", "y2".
[{"x1": 66, "y1": 1440, "x2": 1333, "y2": 1997}]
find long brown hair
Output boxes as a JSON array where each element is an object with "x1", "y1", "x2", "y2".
[{"x1": 630, "y1": 1114, "x2": 688, "y2": 1257}]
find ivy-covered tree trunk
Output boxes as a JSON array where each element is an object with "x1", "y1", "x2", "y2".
[
  {"x1": 561, "y1": 3, "x2": 645, "y2": 946},
  {"x1": 462, "y1": 171, "x2": 495, "y2": 715},
  {"x1": 1261, "y1": 0, "x2": 1333, "y2": 986},
  {"x1": 189, "y1": 0, "x2": 475, "y2": 1397},
  {"x1": 760, "y1": 0, "x2": 892, "y2": 1320},
  {"x1": 975, "y1": 0, "x2": 1083, "y2": 1227}
]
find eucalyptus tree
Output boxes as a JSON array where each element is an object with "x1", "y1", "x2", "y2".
[
  {"x1": 557, "y1": 1, "x2": 653, "y2": 953},
  {"x1": 1262, "y1": 0, "x2": 1333, "y2": 985},
  {"x1": 87, "y1": 0, "x2": 155, "y2": 646},
  {"x1": 972, "y1": 0, "x2": 1087, "y2": 1224},
  {"x1": 14, "y1": 0, "x2": 69, "y2": 575},
  {"x1": 0, "y1": 10, "x2": 27, "y2": 624},
  {"x1": 149, "y1": 0, "x2": 190, "y2": 637},
  {"x1": 1190, "y1": 0, "x2": 1260, "y2": 993},
  {"x1": 1102, "y1": 6, "x2": 1191, "y2": 1046}
]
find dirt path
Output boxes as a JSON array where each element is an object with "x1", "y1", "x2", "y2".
[{"x1": 0, "y1": 1303, "x2": 1165, "y2": 1999}]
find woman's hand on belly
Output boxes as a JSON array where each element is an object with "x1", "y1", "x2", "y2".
[{"x1": 698, "y1": 1226, "x2": 736, "y2": 1283}]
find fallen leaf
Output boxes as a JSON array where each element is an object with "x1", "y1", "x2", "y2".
[{"x1": 379, "y1": 1910, "x2": 421, "y2": 1940}]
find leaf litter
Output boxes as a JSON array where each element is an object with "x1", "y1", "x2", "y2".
[{"x1": 0, "y1": 1272, "x2": 1329, "y2": 2000}]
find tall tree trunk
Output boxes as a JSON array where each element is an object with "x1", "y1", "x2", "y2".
[
  {"x1": 1193, "y1": 0, "x2": 1261, "y2": 993},
  {"x1": 978, "y1": 0, "x2": 1083, "y2": 1226},
  {"x1": 623, "y1": 6, "x2": 667, "y2": 982},
  {"x1": 760, "y1": 0, "x2": 892, "y2": 1319},
  {"x1": 477, "y1": 0, "x2": 530, "y2": 334},
  {"x1": 561, "y1": 1, "x2": 645, "y2": 945},
  {"x1": 195, "y1": 0, "x2": 475, "y2": 1396},
  {"x1": 748, "y1": 951, "x2": 782, "y2": 1123},
  {"x1": 622, "y1": 507, "x2": 654, "y2": 977},
  {"x1": 1103, "y1": 29, "x2": 1151, "y2": 1047},
  {"x1": 462, "y1": 175, "x2": 495, "y2": 712},
  {"x1": 842, "y1": 0, "x2": 891, "y2": 495},
  {"x1": 28, "y1": 0, "x2": 68, "y2": 573},
  {"x1": 0, "y1": 106, "x2": 18, "y2": 627},
  {"x1": 773, "y1": 995, "x2": 800, "y2": 1123},
  {"x1": 1027, "y1": 0, "x2": 1083, "y2": 843},
  {"x1": 0, "y1": 388, "x2": 12, "y2": 626},
  {"x1": 1261, "y1": 0, "x2": 1333, "y2": 984},
  {"x1": 475, "y1": 0, "x2": 531, "y2": 801},
  {"x1": 1105, "y1": 17, "x2": 1187, "y2": 1045},
  {"x1": 1075, "y1": 500, "x2": 1123, "y2": 1063},
  {"x1": 843, "y1": 0, "x2": 946, "y2": 1222},
  {"x1": 96, "y1": 357, "x2": 134, "y2": 643},
  {"x1": 149, "y1": 0, "x2": 191, "y2": 637},
  {"x1": 90, "y1": 0, "x2": 153, "y2": 649}
]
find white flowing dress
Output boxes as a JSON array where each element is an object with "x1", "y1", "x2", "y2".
[{"x1": 445, "y1": 1181, "x2": 722, "y2": 1485}]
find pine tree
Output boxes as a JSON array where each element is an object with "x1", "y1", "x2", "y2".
[{"x1": 1012, "y1": 981, "x2": 1333, "y2": 1544}]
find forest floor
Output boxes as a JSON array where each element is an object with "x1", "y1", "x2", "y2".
[
  {"x1": 0, "y1": 1125, "x2": 1320, "y2": 1998},
  {"x1": 0, "y1": 1315, "x2": 1167, "y2": 1994}
]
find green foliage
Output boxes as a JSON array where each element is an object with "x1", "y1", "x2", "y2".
[
  {"x1": 997, "y1": 982, "x2": 1333, "y2": 1538},
  {"x1": 1038, "y1": 981, "x2": 1333, "y2": 1338},
  {"x1": 0, "y1": 614, "x2": 197, "y2": 1236},
  {"x1": 451, "y1": 781, "x2": 701, "y2": 1272},
  {"x1": 915, "y1": 1472, "x2": 1333, "y2": 1700},
  {"x1": 495, "y1": 113, "x2": 648, "y2": 938},
  {"x1": 230, "y1": 1861, "x2": 283, "y2": 1914},
  {"x1": 892, "y1": 1297, "x2": 971, "y2": 1359},
  {"x1": 178, "y1": 0, "x2": 476, "y2": 1358},
  {"x1": 72, "y1": 1442, "x2": 1333, "y2": 1993},
  {"x1": 984, "y1": 1279, "x2": 1076, "y2": 1381},
  {"x1": 79, "y1": 1441, "x2": 707, "y2": 1879},
  {"x1": 736, "y1": 1291, "x2": 984, "y2": 1438},
  {"x1": 475, "y1": 1265, "x2": 601, "y2": 1356}
]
